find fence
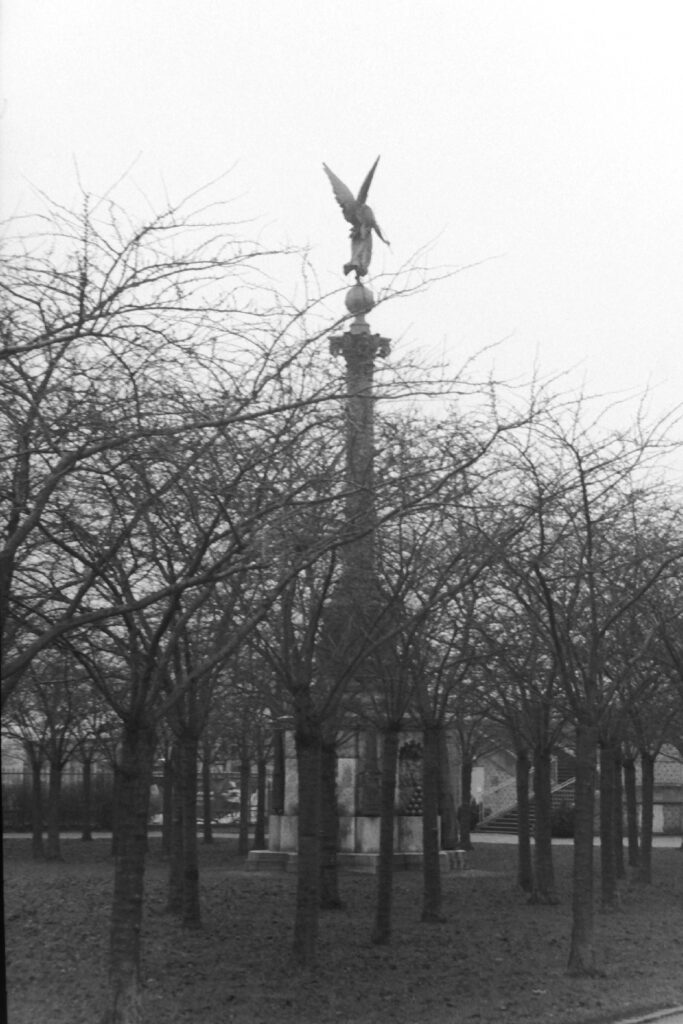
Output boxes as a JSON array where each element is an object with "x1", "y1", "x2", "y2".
[
  {"x1": 1, "y1": 769, "x2": 115, "y2": 832},
  {"x1": 1, "y1": 768, "x2": 252, "y2": 833}
]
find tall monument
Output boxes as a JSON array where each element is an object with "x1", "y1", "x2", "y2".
[
  {"x1": 326, "y1": 279, "x2": 391, "y2": 833},
  {"x1": 255, "y1": 160, "x2": 424, "y2": 869},
  {"x1": 323, "y1": 161, "x2": 426, "y2": 857}
]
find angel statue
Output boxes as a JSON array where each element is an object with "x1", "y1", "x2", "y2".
[{"x1": 323, "y1": 156, "x2": 390, "y2": 280}]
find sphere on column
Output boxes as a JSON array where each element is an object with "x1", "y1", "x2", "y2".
[{"x1": 345, "y1": 283, "x2": 375, "y2": 317}]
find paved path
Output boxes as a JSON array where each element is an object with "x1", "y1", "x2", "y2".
[
  {"x1": 613, "y1": 1010, "x2": 683, "y2": 1024},
  {"x1": 471, "y1": 832, "x2": 682, "y2": 847},
  {"x1": 4, "y1": 830, "x2": 681, "y2": 847}
]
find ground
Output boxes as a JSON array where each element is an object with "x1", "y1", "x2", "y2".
[{"x1": 3, "y1": 837, "x2": 683, "y2": 1024}]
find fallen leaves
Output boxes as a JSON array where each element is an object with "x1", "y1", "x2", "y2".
[{"x1": 3, "y1": 838, "x2": 683, "y2": 1024}]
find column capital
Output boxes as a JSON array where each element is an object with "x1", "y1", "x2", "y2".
[{"x1": 329, "y1": 330, "x2": 391, "y2": 360}]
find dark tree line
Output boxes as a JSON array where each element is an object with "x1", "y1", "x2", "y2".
[{"x1": 2, "y1": 188, "x2": 682, "y2": 1022}]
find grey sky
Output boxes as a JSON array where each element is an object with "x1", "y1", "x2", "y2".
[{"x1": 3, "y1": 1, "x2": 682, "y2": 435}]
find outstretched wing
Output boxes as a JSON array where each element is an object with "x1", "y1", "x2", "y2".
[
  {"x1": 323, "y1": 164, "x2": 356, "y2": 215},
  {"x1": 356, "y1": 156, "x2": 380, "y2": 205}
]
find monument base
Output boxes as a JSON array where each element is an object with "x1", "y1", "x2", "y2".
[
  {"x1": 246, "y1": 849, "x2": 453, "y2": 874},
  {"x1": 268, "y1": 812, "x2": 431, "y2": 854},
  {"x1": 246, "y1": 812, "x2": 442, "y2": 871}
]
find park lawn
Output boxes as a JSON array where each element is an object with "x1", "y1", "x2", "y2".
[{"x1": 3, "y1": 836, "x2": 683, "y2": 1024}]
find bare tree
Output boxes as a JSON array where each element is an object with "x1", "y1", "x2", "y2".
[
  {"x1": 481, "y1": 604, "x2": 569, "y2": 901},
  {"x1": 0, "y1": 187, "x2": 354, "y2": 701},
  {"x1": 496, "y1": 402, "x2": 683, "y2": 975},
  {"x1": 3, "y1": 651, "x2": 97, "y2": 859}
]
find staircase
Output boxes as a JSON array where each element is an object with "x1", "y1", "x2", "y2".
[{"x1": 476, "y1": 777, "x2": 576, "y2": 835}]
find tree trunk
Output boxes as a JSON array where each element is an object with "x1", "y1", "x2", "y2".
[
  {"x1": 371, "y1": 724, "x2": 400, "y2": 945},
  {"x1": 45, "y1": 761, "x2": 63, "y2": 861},
  {"x1": 531, "y1": 745, "x2": 557, "y2": 904},
  {"x1": 111, "y1": 759, "x2": 122, "y2": 857},
  {"x1": 599, "y1": 739, "x2": 619, "y2": 910},
  {"x1": 238, "y1": 755, "x2": 250, "y2": 856},
  {"x1": 421, "y1": 722, "x2": 445, "y2": 923},
  {"x1": 515, "y1": 748, "x2": 533, "y2": 893},
  {"x1": 320, "y1": 737, "x2": 343, "y2": 909},
  {"x1": 271, "y1": 729, "x2": 285, "y2": 815},
  {"x1": 161, "y1": 755, "x2": 173, "y2": 857},
  {"x1": 253, "y1": 755, "x2": 268, "y2": 850},
  {"x1": 437, "y1": 729, "x2": 458, "y2": 852},
  {"x1": 81, "y1": 757, "x2": 93, "y2": 842},
  {"x1": 201, "y1": 745, "x2": 213, "y2": 845},
  {"x1": 104, "y1": 719, "x2": 156, "y2": 1024},
  {"x1": 180, "y1": 731, "x2": 201, "y2": 929},
  {"x1": 29, "y1": 755, "x2": 44, "y2": 860},
  {"x1": 167, "y1": 745, "x2": 183, "y2": 915},
  {"x1": 567, "y1": 720, "x2": 601, "y2": 976},
  {"x1": 458, "y1": 757, "x2": 474, "y2": 851},
  {"x1": 292, "y1": 707, "x2": 322, "y2": 967},
  {"x1": 636, "y1": 751, "x2": 655, "y2": 885},
  {"x1": 613, "y1": 746, "x2": 625, "y2": 880},
  {"x1": 357, "y1": 730, "x2": 381, "y2": 814},
  {"x1": 623, "y1": 755, "x2": 639, "y2": 869}
]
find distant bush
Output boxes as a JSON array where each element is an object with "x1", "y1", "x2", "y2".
[
  {"x1": 1, "y1": 772, "x2": 114, "y2": 832},
  {"x1": 1, "y1": 776, "x2": 35, "y2": 830},
  {"x1": 60, "y1": 777, "x2": 115, "y2": 831},
  {"x1": 551, "y1": 801, "x2": 575, "y2": 838}
]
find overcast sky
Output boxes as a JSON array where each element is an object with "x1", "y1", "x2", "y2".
[{"x1": 2, "y1": 1, "x2": 682, "y2": 446}]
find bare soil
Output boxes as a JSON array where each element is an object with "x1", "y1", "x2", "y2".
[{"x1": 3, "y1": 836, "x2": 683, "y2": 1024}]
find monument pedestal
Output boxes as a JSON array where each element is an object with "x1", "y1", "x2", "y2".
[
  {"x1": 246, "y1": 729, "x2": 442, "y2": 871},
  {"x1": 247, "y1": 842, "x2": 451, "y2": 874}
]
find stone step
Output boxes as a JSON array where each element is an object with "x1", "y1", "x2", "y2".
[
  {"x1": 478, "y1": 783, "x2": 575, "y2": 834},
  {"x1": 246, "y1": 850, "x2": 455, "y2": 873}
]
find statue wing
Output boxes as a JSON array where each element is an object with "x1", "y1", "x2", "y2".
[
  {"x1": 356, "y1": 156, "x2": 381, "y2": 205},
  {"x1": 323, "y1": 164, "x2": 357, "y2": 218}
]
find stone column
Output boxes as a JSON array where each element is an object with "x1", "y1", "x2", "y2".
[
  {"x1": 262, "y1": 287, "x2": 393, "y2": 864},
  {"x1": 329, "y1": 288, "x2": 391, "y2": 586},
  {"x1": 328, "y1": 284, "x2": 390, "y2": 851}
]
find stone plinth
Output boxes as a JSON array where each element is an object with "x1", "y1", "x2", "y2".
[
  {"x1": 246, "y1": 848, "x2": 453, "y2": 874},
  {"x1": 283, "y1": 731, "x2": 298, "y2": 814},
  {"x1": 267, "y1": 812, "x2": 436, "y2": 856},
  {"x1": 270, "y1": 813, "x2": 298, "y2": 852},
  {"x1": 246, "y1": 850, "x2": 290, "y2": 872},
  {"x1": 265, "y1": 729, "x2": 437, "y2": 863}
]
